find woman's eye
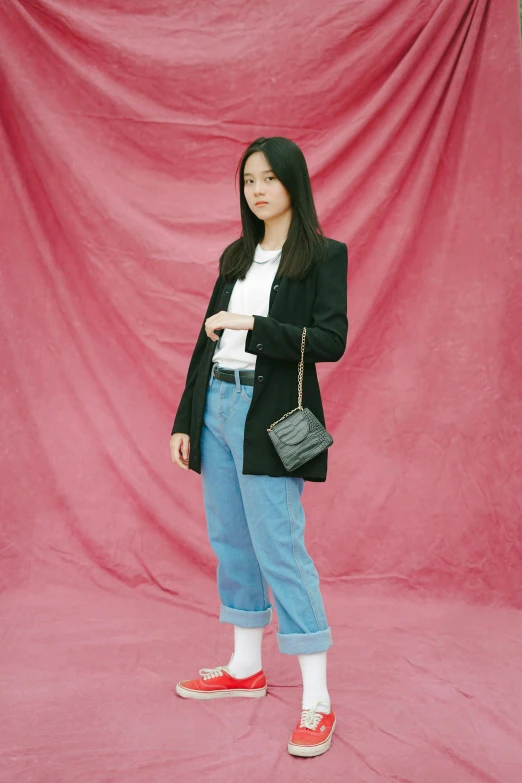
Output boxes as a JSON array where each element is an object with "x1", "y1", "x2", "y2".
[{"x1": 244, "y1": 176, "x2": 275, "y2": 184}]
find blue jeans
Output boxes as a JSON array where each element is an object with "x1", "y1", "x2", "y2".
[{"x1": 200, "y1": 364, "x2": 333, "y2": 655}]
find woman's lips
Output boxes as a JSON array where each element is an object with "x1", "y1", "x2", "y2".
[{"x1": 255, "y1": 201, "x2": 268, "y2": 206}]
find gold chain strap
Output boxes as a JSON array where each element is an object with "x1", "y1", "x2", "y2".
[{"x1": 267, "y1": 327, "x2": 306, "y2": 432}]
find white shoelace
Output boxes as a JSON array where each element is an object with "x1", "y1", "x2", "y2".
[
  {"x1": 199, "y1": 665, "x2": 233, "y2": 680},
  {"x1": 299, "y1": 701, "x2": 331, "y2": 729}
]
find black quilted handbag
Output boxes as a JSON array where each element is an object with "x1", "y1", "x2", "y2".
[{"x1": 267, "y1": 327, "x2": 333, "y2": 471}]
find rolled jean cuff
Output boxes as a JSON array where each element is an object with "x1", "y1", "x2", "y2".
[
  {"x1": 277, "y1": 627, "x2": 333, "y2": 655},
  {"x1": 219, "y1": 604, "x2": 273, "y2": 627}
]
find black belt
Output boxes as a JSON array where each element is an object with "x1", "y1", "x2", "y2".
[{"x1": 211, "y1": 364, "x2": 255, "y2": 386}]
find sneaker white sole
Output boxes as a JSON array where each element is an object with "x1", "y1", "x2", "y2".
[
  {"x1": 287, "y1": 719, "x2": 336, "y2": 757},
  {"x1": 175, "y1": 683, "x2": 267, "y2": 699}
]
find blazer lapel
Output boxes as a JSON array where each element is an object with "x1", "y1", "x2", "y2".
[
  {"x1": 219, "y1": 280, "x2": 236, "y2": 312},
  {"x1": 268, "y1": 275, "x2": 284, "y2": 316}
]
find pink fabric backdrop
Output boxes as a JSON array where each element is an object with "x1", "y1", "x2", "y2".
[{"x1": 1, "y1": 0, "x2": 522, "y2": 780}]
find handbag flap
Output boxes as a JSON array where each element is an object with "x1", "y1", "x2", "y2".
[{"x1": 273, "y1": 409, "x2": 310, "y2": 445}]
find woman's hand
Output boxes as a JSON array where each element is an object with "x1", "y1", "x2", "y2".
[
  {"x1": 205, "y1": 313, "x2": 254, "y2": 341},
  {"x1": 170, "y1": 432, "x2": 190, "y2": 470}
]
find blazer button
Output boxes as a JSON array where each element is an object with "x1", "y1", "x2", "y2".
[
  {"x1": 256, "y1": 343, "x2": 263, "y2": 351},
  {"x1": 273, "y1": 284, "x2": 279, "y2": 290},
  {"x1": 257, "y1": 375, "x2": 264, "y2": 383}
]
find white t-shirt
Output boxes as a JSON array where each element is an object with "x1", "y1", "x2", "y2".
[{"x1": 212, "y1": 244, "x2": 282, "y2": 370}]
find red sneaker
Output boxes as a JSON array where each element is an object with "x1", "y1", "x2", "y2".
[
  {"x1": 287, "y1": 702, "x2": 336, "y2": 757},
  {"x1": 175, "y1": 664, "x2": 267, "y2": 700}
]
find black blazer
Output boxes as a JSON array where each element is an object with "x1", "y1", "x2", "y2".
[{"x1": 171, "y1": 237, "x2": 348, "y2": 482}]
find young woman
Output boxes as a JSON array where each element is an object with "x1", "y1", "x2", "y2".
[{"x1": 169, "y1": 136, "x2": 348, "y2": 758}]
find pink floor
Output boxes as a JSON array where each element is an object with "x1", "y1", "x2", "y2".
[{"x1": 2, "y1": 568, "x2": 521, "y2": 782}]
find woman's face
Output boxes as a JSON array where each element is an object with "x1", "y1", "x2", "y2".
[{"x1": 243, "y1": 152, "x2": 292, "y2": 221}]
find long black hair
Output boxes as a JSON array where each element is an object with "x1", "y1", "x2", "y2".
[{"x1": 219, "y1": 137, "x2": 328, "y2": 282}]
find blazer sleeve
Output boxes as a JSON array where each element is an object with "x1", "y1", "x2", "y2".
[
  {"x1": 171, "y1": 273, "x2": 222, "y2": 435},
  {"x1": 244, "y1": 241, "x2": 348, "y2": 363}
]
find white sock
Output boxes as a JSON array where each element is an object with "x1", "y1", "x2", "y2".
[
  {"x1": 298, "y1": 651, "x2": 331, "y2": 713},
  {"x1": 227, "y1": 626, "x2": 264, "y2": 678}
]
